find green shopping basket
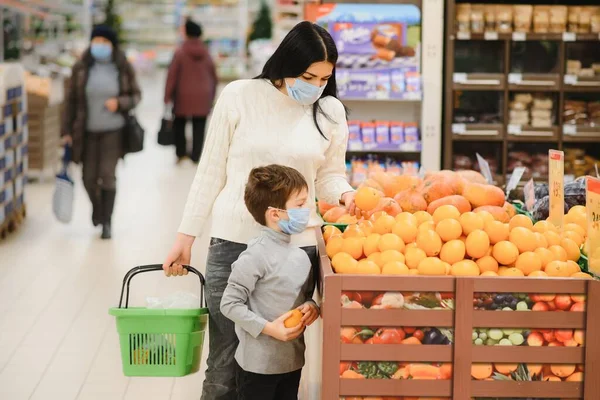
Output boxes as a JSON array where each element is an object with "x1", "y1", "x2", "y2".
[{"x1": 109, "y1": 264, "x2": 208, "y2": 377}]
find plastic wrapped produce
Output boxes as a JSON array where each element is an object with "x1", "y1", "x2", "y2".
[
  {"x1": 532, "y1": 195, "x2": 569, "y2": 221},
  {"x1": 534, "y1": 183, "x2": 549, "y2": 199}
]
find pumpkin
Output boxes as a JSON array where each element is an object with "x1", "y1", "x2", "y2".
[
  {"x1": 428, "y1": 170, "x2": 466, "y2": 195},
  {"x1": 458, "y1": 170, "x2": 488, "y2": 184},
  {"x1": 382, "y1": 175, "x2": 422, "y2": 197},
  {"x1": 419, "y1": 179, "x2": 455, "y2": 204},
  {"x1": 427, "y1": 195, "x2": 472, "y2": 215},
  {"x1": 462, "y1": 183, "x2": 505, "y2": 208},
  {"x1": 394, "y1": 190, "x2": 428, "y2": 213},
  {"x1": 473, "y1": 205, "x2": 510, "y2": 223}
]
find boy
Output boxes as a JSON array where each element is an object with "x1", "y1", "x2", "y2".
[{"x1": 220, "y1": 165, "x2": 320, "y2": 400}]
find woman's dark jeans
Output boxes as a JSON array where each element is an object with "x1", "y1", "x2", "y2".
[{"x1": 201, "y1": 238, "x2": 318, "y2": 400}]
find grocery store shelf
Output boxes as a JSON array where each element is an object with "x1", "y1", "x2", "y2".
[
  {"x1": 508, "y1": 73, "x2": 560, "y2": 92},
  {"x1": 347, "y1": 142, "x2": 421, "y2": 154},
  {"x1": 563, "y1": 75, "x2": 600, "y2": 93},
  {"x1": 471, "y1": 346, "x2": 584, "y2": 363},
  {"x1": 341, "y1": 94, "x2": 422, "y2": 102},
  {"x1": 454, "y1": 31, "x2": 600, "y2": 42},
  {"x1": 506, "y1": 126, "x2": 559, "y2": 142},
  {"x1": 451, "y1": 123, "x2": 504, "y2": 139},
  {"x1": 562, "y1": 125, "x2": 600, "y2": 142}
]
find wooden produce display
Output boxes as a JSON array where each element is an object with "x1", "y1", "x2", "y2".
[{"x1": 319, "y1": 230, "x2": 600, "y2": 399}]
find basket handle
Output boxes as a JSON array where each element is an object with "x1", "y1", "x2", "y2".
[{"x1": 118, "y1": 264, "x2": 205, "y2": 309}]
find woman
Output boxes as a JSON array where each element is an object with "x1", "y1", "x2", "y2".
[
  {"x1": 164, "y1": 19, "x2": 217, "y2": 164},
  {"x1": 162, "y1": 22, "x2": 357, "y2": 399},
  {"x1": 62, "y1": 25, "x2": 141, "y2": 239}
]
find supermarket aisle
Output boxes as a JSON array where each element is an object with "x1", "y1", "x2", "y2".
[{"x1": 0, "y1": 70, "x2": 212, "y2": 400}]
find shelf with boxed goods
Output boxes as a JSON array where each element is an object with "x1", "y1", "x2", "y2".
[
  {"x1": 347, "y1": 120, "x2": 421, "y2": 154},
  {"x1": 0, "y1": 63, "x2": 28, "y2": 239}
]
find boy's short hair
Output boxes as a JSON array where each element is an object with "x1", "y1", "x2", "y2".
[{"x1": 245, "y1": 165, "x2": 308, "y2": 226}]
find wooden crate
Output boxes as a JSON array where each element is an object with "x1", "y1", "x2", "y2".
[{"x1": 319, "y1": 233, "x2": 600, "y2": 400}]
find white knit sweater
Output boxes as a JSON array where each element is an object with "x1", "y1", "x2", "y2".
[{"x1": 178, "y1": 79, "x2": 353, "y2": 246}]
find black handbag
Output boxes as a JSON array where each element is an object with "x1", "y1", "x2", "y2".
[
  {"x1": 123, "y1": 113, "x2": 145, "y2": 154},
  {"x1": 157, "y1": 108, "x2": 174, "y2": 146}
]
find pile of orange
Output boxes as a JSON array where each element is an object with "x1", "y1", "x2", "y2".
[{"x1": 324, "y1": 203, "x2": 590, "y2": 278}]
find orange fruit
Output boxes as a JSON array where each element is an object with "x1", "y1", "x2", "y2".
[
  {"x1": 323, "y1": 225, "x2": 342, "y2": 242},
  {"x1": 337, "y1": 214, "x2": 358, "y2": 224},
  {"x1": 548, "y1": 245, "x2": 568, "y2": 262},
  {"x1": 341, "y1": 237, "x2": 365, "y2": 260},
  {"x1": 284, "y1": 309, "x2": 303, "y2": 328},
  {"x1": 343, "y1": 224, "x2": 366, "y2": 238},
  {"x1": 395, "y1": 212, "x2": 418, "y2": 226},
  {"x1": 509, "y1": 214, "x2": 534, "y2": 231},
  {"x1": 451, "y1": 260, "x2": 480, "y2": 276},
  {"x1": 533, "y1": 220, "x2": 553, "y2": 233},
  {"x1": 432, "y1": 205, "x2": 461, "y2": 223},
  {"x1": 331, "y1": 253, "x2": 358, "y2": 274},
  {"x1": 509, "y1": 227, "x2": 536, "y2": 253},
  {"x1": 405, "y1": 242, "x2": 418, "y2": 251},
  {"x1": 355, "y1": 259, "x2": 381, "y2": 275},
  {"x1": 565, "y1": 207, "x2": 586, "y2": 231},
  {"x1": 416, "y1": 230, "x2": 443, "y2": 257},
  {"x1": 369, "y1": 211, "x2": 388, "y2": 222},
  {"x1": 382, "y1": 261, "x2": 410, "y2": 275},
  {"x1": 476, "y1": 210, "x2": 495, "y2": 225},
  {"x1": 373, "y1": 214, "x2": 396, "y2": 235},
  {"x1": 367, "y1": 252, "x2": 383, "y2": 267},
  {"x1": 544, "y1": 231, "x2": 562, "y2": 247},
  {"x1": 477, "y1": 256, "x2": 499, "y2": 273},
  {"x1": 466, "y1": 230, "x2": 490, "y2": 259},
  {"x1": 436, "y1": 219, "x2": 463, "y2": 242},
  {"x1": 529, "y1": 270, "x2": 548, "y2": 278},
  {"x1": 571, "y1": 272, "x2": 593, "y2": 279},
  {"x1": 534, "y1": 247, "x2": 555, "y2": 269},
  {"x1": 326, "y1": 235, "x2": 344, "y2": 258},
  {"x1": 515, "y1": 251, "x2": 542, "y2": 276},
  {"x1": 481, "y1": 271, "x2": 499, "y2": 276},
  {"x1": 392, "y1": 221, "x2": 418, "y2": 244},
  {"x1": 405, "y1": 247, "x2": 427, "y2": 269},
  {"x1": 378, "y1": 233, "x2": 405, "y2": 253},
  {"x1": 417, "y1": 257, "x2": 447, "y2": 276},
  {"x1": 363, "y1": 234, "x2": 381, "y2": 257},
  {"x1": 566, "y1": 260, "x2": 581, "y2": 275},
  {"x1": 355, "y1": 186, "x2": 382, "y2": 211},
  {"x1": 440, "y1": 240, "x2": 466, "y2": 265},
  {"x1": 418, "y1": 220, "x2": 436, "y2": 234},
  {"x1": 493, "y1": 241, "x2": 519, "y2": 265},
  {"x1": 561, "y1": 238, "x2": 580, "y2": 262},
  {"x1": 562, "y1": 230, "x2": 584, "y2": 247},
  {"x1": 460, "y1": 212, "x2": 485, "y2": 236},
  {"x1": 358, "y1": 220, "x2": 374, "y2": 235},
  {"x1": 484, "y1": 221, "x2": 510, "y2": 245},
  {"x1": 408, "y1": 269, "x2": 420, "y2": 275},
  {"x1": 545, "y1": 260, "x2": 570, "y2": 277},
  {"x1": 564, "y1": 223, "x2": 586, "y2": 239},
  {"x1": 380, "y1": 249, "x2": 405, "y2": 265},
  {"x1": 533, "y1": 232, "x2": 548, "y2": 248},
  {"x1": 414, "y1": 211, "x2": 433, "y2": 225},
  {"x1": 498, "y1": 267, "x2": 525, "y2": 277}
]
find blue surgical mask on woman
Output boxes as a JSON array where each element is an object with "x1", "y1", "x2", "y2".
[
  {"x1": 90, "y1": 43, "x2": 113, "y2": 60},
  {"x1": 285, "y1": 78, "x2": 326, "y2": 106},
  {"x1": 276, "y1": 208, "x2": 310, "y2": 235}
]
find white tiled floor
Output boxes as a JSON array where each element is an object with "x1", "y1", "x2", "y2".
[{"x1": 0, "y1": 71, "x2": 212, "y2": 400}]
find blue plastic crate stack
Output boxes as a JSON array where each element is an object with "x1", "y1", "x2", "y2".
[{"x1": 0, "y1": 63, "x2": 28, "y2": 238}]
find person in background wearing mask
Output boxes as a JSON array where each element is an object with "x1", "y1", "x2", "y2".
[
  {"x1": 62, "y1": 25, "x2": 141, "y2": 239},
  {"x1": 162, "y1": 21, "x2": 358, "y2": 399},
  {"x1": 164, "y1": 20, "x2": 217, "y2": 164}
]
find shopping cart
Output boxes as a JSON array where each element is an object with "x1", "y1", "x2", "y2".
[{"x1": 109, "y1": 264, "x2": 208, "y2": 377}]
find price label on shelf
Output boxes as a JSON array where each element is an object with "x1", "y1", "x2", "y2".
[
  {"x1": 476, "y1": 153, "x2": 494, "y2": 184},
  {"x1": 563, "y1": 125, "x2": 578, "y2": 135},
  {"x1": 512, "y1": 32, "x2": 526, "y2": 41},
  {"x1": 507, "y1": 124, "x2": 522, "y2": 135},
  {"x1": 484, "y1": 31, "x2": 499, "y2": 40},
  {"x1": 586, "y1": 176, "x2": 600, "y2": 275},
  {"x1": 453, "y1": 73, "x2": 468, "y2": 83},
  {"x1": 524, "y1": 178, "x2": 535, "y2": 211},
  {"x1": 562, "y1": 32, "x2": 576, "y2": 42},
  {"x1": 549, "y1": 149, "x2": 565, "y2": 229},
  {"x1": 506, "y1": 167, "x2": 527, "y2": 197},
  {"x1": 508, "y1": 73, "x2": 523, "y2": 84},
  {"x1": 457, "y1": 32, "x2": 471, "y2": 40},
  {"x1": 564, "y1": 75, "x2": 578, "y2": 85},
  {"x1": 452, "y1": 123, "x2": 467, "y2": 134}
]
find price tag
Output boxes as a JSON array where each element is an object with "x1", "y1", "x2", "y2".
[
  {"x1": 508, "y1": 73, "x2": 523, "y2": 84},
  {"x1": 586, "y1": 176, "x2": 600, "y2": 275},
  {"x1": 506, "y1": 167, "x2": 527, "y2": 196},
  {"x1": 563, "y1": 125, "x2": 577, "y2": 135},
  {"x1": 452, "y1": 123, "x2": 466, "y2": 134},
  {"x1": 457, "y1": 32, "x2": 471, "y2": 40},
  {"x1": 564, "y1": 75, "x2": 578, "y2": 85},
  {"x1": 565, "y1": 175, "x2": 575, "y2": 184},
  {"x1": 562, "y1": 32, "x2": 576, "y2": 41},
  {"x1": 418, "y1": 166, "x2": 426, "y2": 179},
  {"x1": 524, "y1": 178, "x2": 535, "y2": 211},
  {"x1": 549, "y1": 149, "x2": 565, "y2": 229},
  {"x1": 484, "y1": 31, "x2": 499, "y2": 40},
  {"x1": 512, "y1": 32, "x2": 526, "y2": 41},
  {"x1": 453, "y1": 73, "x2": 468, "y2": 83},
  {"x1": 476, "y1": 153, "x2": 494, "y2": 184},
  {"x1": 508, "y1": 124, "x2": 522, "y2": 135}
]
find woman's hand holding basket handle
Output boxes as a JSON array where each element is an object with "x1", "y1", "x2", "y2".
[{"x1": 163, "y1": 233, "x2": 196, "y2": 276}]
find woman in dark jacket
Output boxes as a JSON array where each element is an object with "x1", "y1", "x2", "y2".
[
  {"x1": 164, "y1": 20, "x2": 217, "y2": 164},
  {"x1": 62, "y1": 25, "x2": 141, "y2": 239}
]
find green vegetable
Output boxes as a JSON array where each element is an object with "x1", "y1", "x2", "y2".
[{"x1": 376, "y1": 361, "x2": 399, "y2": 377}]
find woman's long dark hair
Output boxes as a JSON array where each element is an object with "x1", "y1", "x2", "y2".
[{"x1": 256, "y1": 21, "x2": 344, "y2": 139}]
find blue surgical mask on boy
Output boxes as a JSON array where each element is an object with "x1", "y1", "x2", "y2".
[
  {"x1": 277, "y1": 208, "x2": 310, "y2": 235},
  {"x1": 90, "y1": 43, "x2": 113, "y2": 60},
  {"x1": 285, "y1": 79, "x2": 326, "y2": 106}
]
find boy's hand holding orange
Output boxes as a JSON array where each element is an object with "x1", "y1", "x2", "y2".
[{"x1": 263, "y1": 311, "x2": 305, "y2": 342}]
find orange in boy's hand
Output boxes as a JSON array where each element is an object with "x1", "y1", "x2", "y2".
[{"x1": 284, "y1": 309, "x2": 304, "y2": 328}]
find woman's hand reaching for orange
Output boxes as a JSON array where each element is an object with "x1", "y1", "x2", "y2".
[{"x1": 341, "y1": 191, "x2": 362, "y2": 217}]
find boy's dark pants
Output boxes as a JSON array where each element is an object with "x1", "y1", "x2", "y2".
[
  {"x1": 236, "y1": 363, "x2": 301, "y2": 400},
  {"x1": 201, "y1": 238, "x2": 318, "y2": 400}
]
